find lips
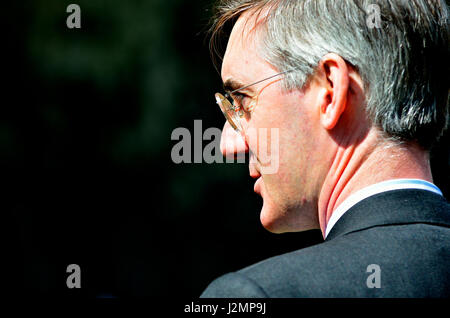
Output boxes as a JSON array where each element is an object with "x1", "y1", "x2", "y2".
[
  {"x1": 250, "y1": 162, "x2": 262, "y2": 195},
  {"x1": 254, "y1": 176, "x2": 262, "y2": 195}
]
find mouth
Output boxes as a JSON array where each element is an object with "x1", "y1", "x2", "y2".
[
  {"x1": 250, "y1": 162, "x2": 262, "y2": 195},
  {"x1": 254, "y1": 176, "x2": 262, "y2": 195}
]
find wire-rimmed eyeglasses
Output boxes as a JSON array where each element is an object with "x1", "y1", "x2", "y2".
[{"x1": 215, "y1": 69, "x2": 294, "y2": 133}]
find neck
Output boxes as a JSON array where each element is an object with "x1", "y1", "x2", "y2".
[{"x1": 317, "y1": 129, "x2": 432, "y2": 237}]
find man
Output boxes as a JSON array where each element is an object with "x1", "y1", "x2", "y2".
[{"x1": 201, "y1": 0, "x2": 450, "y2": 297}]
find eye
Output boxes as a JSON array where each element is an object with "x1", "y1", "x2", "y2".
[{"x1": 231, "y1": 92, "x2": 250, "y2": 109}]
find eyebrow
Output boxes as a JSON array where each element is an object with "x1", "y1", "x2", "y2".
[
  {"x1": 223, "y1": 69, "x2": 293, "y2": 95},
  {"x1": 223, "y1": 78, "x2": 256, "y2": 95},
  {"x1": 223, "y1": 79, "x2": 245, "y2": 93}
]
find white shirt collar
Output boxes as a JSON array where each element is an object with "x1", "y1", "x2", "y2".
[{"x1": 324, "y1": 179, "x2": 443, "y2": 238}]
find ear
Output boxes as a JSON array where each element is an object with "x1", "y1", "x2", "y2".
[{"x1": 317, "y1": 53, "x2": 349, "y2": 130}]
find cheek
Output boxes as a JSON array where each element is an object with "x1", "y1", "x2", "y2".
[
  {"x1": 244, "y1": 109, "x2": 279, "y2": 161},
  {"x1": 258, "y1": 110, "x2": 317, "y2": 199},
  {"x1": 259, "y1": 126, "x2": 306, "y2": 198},
  {"x1": 246, "y1": 89, "x2": 317, "y2": 173}
]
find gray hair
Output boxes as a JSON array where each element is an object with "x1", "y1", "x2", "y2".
[{"x1": 210, "y1": 0, "x2": 449, "y2": 149}]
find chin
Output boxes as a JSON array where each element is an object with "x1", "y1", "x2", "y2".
[
  {"x1": 260, "y1": 217, "x2": 285, "y2": 234},
  {"x1": 259, "y1": 201, "x2": 291, "y2": 233},
  {"x1": 259, "y1": 199, "x2": 319, "y2": 234}
]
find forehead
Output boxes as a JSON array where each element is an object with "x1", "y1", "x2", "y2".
[{"x1": 221, "y1": 10, "x2": 277, "y2": 85}]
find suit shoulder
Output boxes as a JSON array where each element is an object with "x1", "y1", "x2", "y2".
[
  {"x1": 237, "y1": 240, "x2": 350, "y2": 297},
  {"x1": 239, "y1": 224, "x2": 450, "y2": 297},
  {"x1": 201, "y1": 223, "x2": 450, "y2": 297},
  {"x1": 200, "y1": 271, "x2": 269, "y2": 298},
  {"x1": 200, "y1": 241, "x2": 346, "y2": 298}
]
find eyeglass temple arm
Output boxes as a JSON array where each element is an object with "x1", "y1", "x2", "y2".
[{"x1": 227, "y1": 69, "x2": 295, "y2": 96}]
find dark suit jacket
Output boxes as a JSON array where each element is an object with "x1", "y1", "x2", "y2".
[{"x1": 201, "y1": 189, "x2": 450, "y2": 297}]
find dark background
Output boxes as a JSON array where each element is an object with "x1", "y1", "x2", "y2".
[{"x1": 3, "y1": 0, "x2": 449, "y2": 298}]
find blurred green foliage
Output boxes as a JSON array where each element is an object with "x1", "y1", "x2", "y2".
[
  {"x1": 19, "y1": 0, "x2": 249, "y2": 214},
  {"x1": 28, "y1": 0, "x2": 195, "y2": 157}
]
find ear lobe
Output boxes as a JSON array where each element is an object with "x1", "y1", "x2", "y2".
[{"x1": 319, "y1": 53, "x2": 349, "y2": 130}]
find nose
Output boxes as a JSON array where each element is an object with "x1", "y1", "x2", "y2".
[{"x1": 220, "y1": 121, "x2": 248, "y2": 159}]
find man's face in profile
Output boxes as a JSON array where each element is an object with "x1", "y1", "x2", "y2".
[{"x1": 219, "y1": 12, "x2": 335, "y2": 233}]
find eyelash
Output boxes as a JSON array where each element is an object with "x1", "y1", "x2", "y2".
[{"x1": 231, "y1": 92, "x2": 248, "y2": 107}]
